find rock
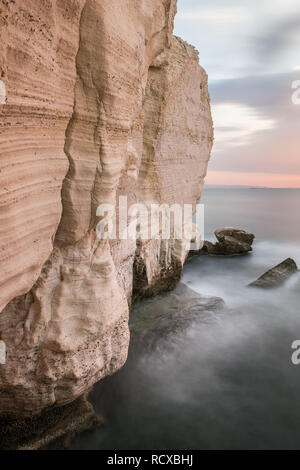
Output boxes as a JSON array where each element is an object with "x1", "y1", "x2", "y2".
[
  {"x1": 130, "y1": 283, "x2": 226, "y2": 352},
  {"x1": 215, "y1": 228, "x2": 255, "y2": 246},
  {"x1": 213, "y1": 228, "x2": 255, "y2": 255},
  {"x1": 249, "y1": 258, "x2": 299, "y2": 289},
  {"x1": 0, "y1": 1, "x2": 213, "y2": 417},
  {"x1": 201, "y1": 241, "x2": 217, "y2": 255},
  {"x1": 189, "y1": 228, "x2": 255, "y2": 258},
  {"x1": 0, "y1": 395, "x2": 102, "y2": 451},
  {"x1": 214, "y1": 236, "x2": 252, "y2": 255},
  {"x1": 188, "y1": 241, "x2": 213, "y2": 260}
]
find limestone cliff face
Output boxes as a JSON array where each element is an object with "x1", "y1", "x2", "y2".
[{"x1": 0, "y1": 0, "x2": 213, "y2": 417}]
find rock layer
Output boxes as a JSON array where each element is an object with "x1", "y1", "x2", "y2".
[
  {"x1": 0, "y1": 0, "x2": 213, "y2": 417},
  {"x1": 0, "y1": 0, "x2": 86, "y2": 313}
]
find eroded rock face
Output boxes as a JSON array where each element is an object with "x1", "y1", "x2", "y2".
[
  {"x1": 0, "y1": 0, "x2": 213, "y2": 417},
  {"x1": 0, "y1": 0, "x2": 86, "y2": 313}
]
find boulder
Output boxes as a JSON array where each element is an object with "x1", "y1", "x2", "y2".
[
  {"x1": 201, "y1": 240, "x2": 217, "y2": 255},
  {"x1": 249, "y1": 258, "x2": 299, "y2": 289},
  {"x1": 215, "y1": 228, "x2": 255, "y2": 246},
  {"x1": 189, "y1": 227, "x2": 255, "y2": 258},
  {"x1": 188, "y1": 240, "x2": 215, "y2": 259},
  {"x1": 213, "y1": 228, "x2": 255, "y2": 255}
]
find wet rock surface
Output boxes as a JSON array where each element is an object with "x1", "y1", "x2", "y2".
[
  {"x1": 130, "y1": 283, "x2": 226, "y2": 352},
  {"x1": 249, "y1": 258, "x2": 299, "y2": 289},
  {"x1": 0, "y1": 395, "x2": 102, "y2": 450},
  {"x1": 190, "y1": 227, "x2": 255, "y2": 258}
]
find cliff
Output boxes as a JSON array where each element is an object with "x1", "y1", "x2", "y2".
[{"x1": 0, "y1": 0, "x2": 213, "y2": 417}]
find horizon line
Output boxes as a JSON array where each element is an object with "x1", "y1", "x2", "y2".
[{"x1": 205, "y1": 184, "x2": 300, "y2": 189}]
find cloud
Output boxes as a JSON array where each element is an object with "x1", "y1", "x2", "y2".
[
  {"x1": 210, "y1": 72, "x2": 299, "y2": 111},
  {"x1": 212, "y1": 103, "x2": 276, "y2": 151},
  {"x1": 251, "y1": 14, "x2": 300, "y2": 65},
  {"x1": 175, "y1": 1, "x2": 300, "y2": 186},
  {"x1": 209, "y1": 72, "x2": 300, "y2": 176},
  {"x1": 178, "y1": 6, "x2": 250, "y2": 23},
  {"x1": 175, "y1": 0, "x2": 300, "y2": 79}
]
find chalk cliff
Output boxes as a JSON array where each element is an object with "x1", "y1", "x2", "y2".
[{"x1": 0, "y1": 0, "x2": 213, "y2": 417}]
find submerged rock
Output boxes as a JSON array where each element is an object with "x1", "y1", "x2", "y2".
[
  {"x1": 248, "y1": 258, "x2": 299, "y2": 289},
  {"x1": 0, "y1": 395, "x2": 102, "y2": 451},
  {"x1": 130, "y1": 283, "x2": 226, "y2": 352}
]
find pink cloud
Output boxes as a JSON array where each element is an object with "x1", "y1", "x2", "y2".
[{"x1": 206, "y1": 171, "x2": 300, "y2": 188}]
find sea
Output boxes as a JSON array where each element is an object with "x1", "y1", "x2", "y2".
[{"x1": 71, "y1": 188, "x2": 300, "y2": 450}]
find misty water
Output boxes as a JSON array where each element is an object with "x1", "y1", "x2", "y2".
[{"x1": 71, "y1": 188, "x2": 300, "y2": 450}]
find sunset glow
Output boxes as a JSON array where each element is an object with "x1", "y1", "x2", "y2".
[
  {"x1": 206, "y1": 171, "x2": 300, "y2": 188},
  {"x1": 175, "y1": 0, "x2": 300, "y2": 188}
]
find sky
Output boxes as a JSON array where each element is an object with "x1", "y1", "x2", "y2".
[{"x1": 175, "y1": 0, "x2": 300, "y2": 188}]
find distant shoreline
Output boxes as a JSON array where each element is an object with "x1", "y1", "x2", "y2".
[{"x1": 204, "y1": 185, "x2": 300, "y2": 190}]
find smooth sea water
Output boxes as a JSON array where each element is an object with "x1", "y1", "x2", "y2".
[{"x1": 71, "y1": 188, "x2": 300, "y2": 450}]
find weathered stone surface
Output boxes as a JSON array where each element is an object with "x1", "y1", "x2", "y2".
[
  {"x1": 0, "y1": 0, "x2": 213, "y2": 417},
  {"x1": 249, "y1": 258, "x2": 299, "y2": 289},
  {"x1": 0, "y1": 0, "x2": 86, "y2": 313},
  {"x1": 213, "y1": 228, "x2": 255, "y2": 255},
  {"x1": 132, "y1": 36, "x2": 213, "y2": 297},
  {"x1": 190, "y1": 228, "x2": 255, "y2": 258},
  {"x1": 130, "y1": 283, "x2": 225, "y2": 352},
  {"x1": 215, "y1": 228, "x2": 255, "y2": 246},
  {"x1": 201, "y1": 241, "x2": 216, "y2": 255}
]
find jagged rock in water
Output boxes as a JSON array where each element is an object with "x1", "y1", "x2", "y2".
[
  {"x1": 130, "y1": 283, "x2": 226, "y2": 352},
  {"x1": 213, "y1": 228, "x2": 255, "y2": 255},
  {"x1": 215, "y1": 228, "x2": 255, "y2": 246},
  {"x1": 0, "y1": 0, "x2": 213, "y2": 417},
  {"x1": 201, "y1": 240, "x2": 218, "y2": 255},
  {"x1": 249, "y1": 258, "x2": 299, "y2": 289},
  {"x1": 190, "y1": 228, "x2": 255, "y2": 258}
]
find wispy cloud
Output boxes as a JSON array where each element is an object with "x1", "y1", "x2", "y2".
[
  {"x1": 213, "y1": 103, "x2": 276, "y2": 151},
  {"x1": 209, "y1": 72, "x2": 300, "y2": 177},
  {"x1": 178, "y1": 7, "x2": 250, "y2": 23},
  {"x1": 175, "y1": 0, "x2": 300, "y2": 187},
  {"x1": 206, "y1": 171, "x2": 300, "y2": 188}
]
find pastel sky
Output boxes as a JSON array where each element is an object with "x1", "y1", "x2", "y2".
[{"x1": 175, "y1": 0, "x2": 300, "y2": 187}]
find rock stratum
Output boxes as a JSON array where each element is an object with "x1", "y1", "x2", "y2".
[{"x1": 0, "y1": 0, "x2": 213, "y2": 418}]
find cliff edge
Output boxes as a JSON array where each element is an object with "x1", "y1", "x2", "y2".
[{"x1": 0, "y1": 0, "x2": 213, "y2": 417}]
